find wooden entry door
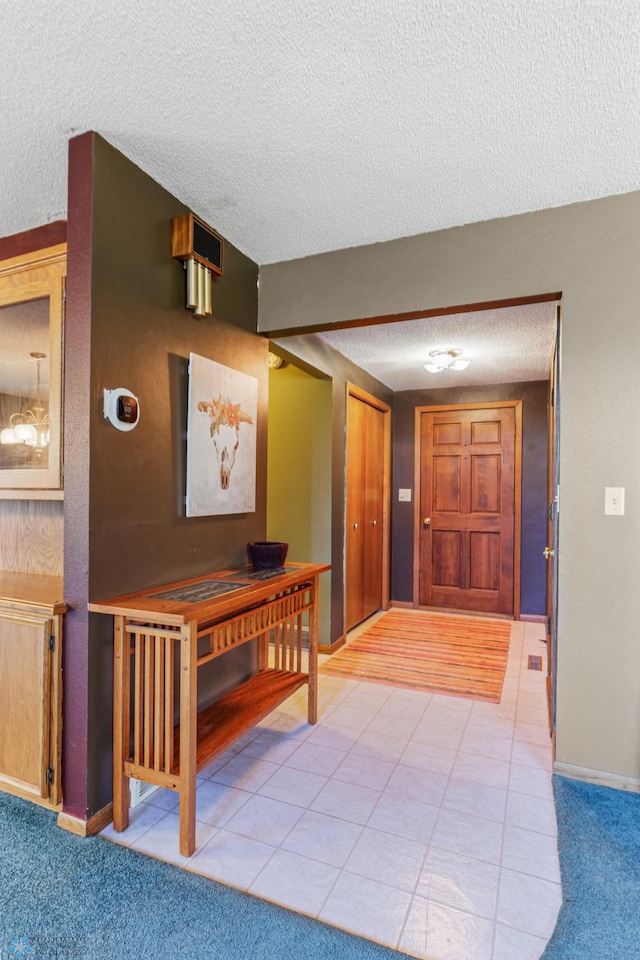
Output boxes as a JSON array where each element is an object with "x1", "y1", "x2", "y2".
[
  {"x1": 346, "y1": 388, "x2": 390, "y2": 631},
  {"x1": 417, "y1": 403, "x2": 521, "y2": 615}
]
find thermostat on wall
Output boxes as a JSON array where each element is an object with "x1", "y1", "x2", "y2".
[{"x1": 103, "y1": 388, "x2": 140, "y2": 431}]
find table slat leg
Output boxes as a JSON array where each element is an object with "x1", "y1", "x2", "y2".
[
  {"x1": 179, "y1": 620, "x2": 197, "y2": 857},
  {"x1": 307, "y1": 578, "x2": 318, "y2": 724},
  {"x1": 113, "y1": 615, "x2": 131, "y2": 832}
]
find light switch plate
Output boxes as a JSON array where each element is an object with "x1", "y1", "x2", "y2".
[
  {"x1": 398, "y1": 488, "x2": 412, "y2": 502},
  {"x1": 605, "y1": 487, "x2": 625, "y2": 515}
]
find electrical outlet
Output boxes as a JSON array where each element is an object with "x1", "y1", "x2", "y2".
[
  {"x1": 605, "y1": 487, "x2": 625, "y2": 516},
  {"x1": 398, "y1": 488, "x2": 412, "y2": 502}
]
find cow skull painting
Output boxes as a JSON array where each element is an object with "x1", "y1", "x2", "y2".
[
  {"x1": 197, "y1": 396, "x2": 254, "y2": 490},
  {"x1": 186, "y1": 353, "x2": 257, "y2": 517}
]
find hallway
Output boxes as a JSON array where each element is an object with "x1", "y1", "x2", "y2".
[{"x1": 101, "y1": 619, "x2": 560, "y2": 960}]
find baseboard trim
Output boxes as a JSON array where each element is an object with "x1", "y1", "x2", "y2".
[
  {"x1": 388, "y1": 600, "x2": 518, "y2": 620},
  {"x1": 319, "y1": 634, "x2": 346, "y2": 655},
  {"x1": 553, "y1": 762, "x2": 640, "y2": 794},
  {"x1": 520, "y1": 613, "x2": 546, "y2": 623},
  {"x1": 0, "y1": 781, "x2": 62, "y2": 812},
  {"x1": 57, "y1": 803, "x2": 113, "y2": 837}
]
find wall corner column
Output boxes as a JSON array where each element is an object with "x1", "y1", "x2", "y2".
[{"x1": 62, "y1": 131, "x2": 95, "y2": 821}]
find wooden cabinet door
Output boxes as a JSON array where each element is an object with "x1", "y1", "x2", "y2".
[
  {"x1": 0, "y1": 612, "x2": 52, "y2": 798},
  {"x1": 363, "y1": 402, "x2": 384, "y2": 619},
  {"x1": 419, "y1": 406, "x2": 517, "y2": 615},
  {"x1": 346, "y1": 393, "x2": 387, "y2": 631},
  {"x1": 346, "y1": 393, "x2": 366, "y2": 631}
]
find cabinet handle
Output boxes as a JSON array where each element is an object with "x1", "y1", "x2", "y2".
[
  {"x1": 352, "y1": 521, "x2": 358, "y2": 529},
  {"x1": 371, "y1": 519, "x2": 377, "y2": 526}
]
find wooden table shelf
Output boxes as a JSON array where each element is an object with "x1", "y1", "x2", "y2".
[
  {"x1": 90, "y1": 561, "x2": 329, "y2": 856},
  {"x1": 185, "y1": 668, "x2": 306, "y2": 773}
]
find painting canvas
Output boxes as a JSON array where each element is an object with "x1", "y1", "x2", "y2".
[{"x1": 186, "y1": 353, "x2": 257, "y2": 516}]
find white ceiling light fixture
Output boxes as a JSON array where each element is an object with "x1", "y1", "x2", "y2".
[
  {"x1": 424, "y1": 348, "x2": 470, "y2": 373},
  {"x1": 267, "y1": 351, "x2": 284, "y2": 369}
]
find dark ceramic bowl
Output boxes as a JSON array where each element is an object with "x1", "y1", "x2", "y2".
[{"x1": 247, "y1": 541, "x2": 289, "y2": 569}]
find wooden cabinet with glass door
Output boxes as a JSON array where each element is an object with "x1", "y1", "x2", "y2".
[{"x1": 0, "y1": 245, "x2": 65, "y2": 495}]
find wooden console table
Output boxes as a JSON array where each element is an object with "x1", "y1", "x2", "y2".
[{"x1": 89, "y1": 561, "x2": 329, "y2": 856}]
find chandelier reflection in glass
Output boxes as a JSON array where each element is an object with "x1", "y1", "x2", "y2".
[{"x1": 0, "y1": 352, "x2": 50, "y2": 452}]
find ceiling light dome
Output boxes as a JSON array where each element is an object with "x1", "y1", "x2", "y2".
[{"x1": 424, "y1": 348, "x2": 470, "y2": 373}]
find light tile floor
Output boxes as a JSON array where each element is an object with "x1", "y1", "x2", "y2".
[{"x1": 101, "y1": 617, "x2": 561, "y2": 960}]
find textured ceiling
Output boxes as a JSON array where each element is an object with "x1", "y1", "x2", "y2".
[
  {"x1": 315, "y1": 301, "x2": 558, "y2": 390},
  {"x1": 1, "y1": 2, "x2": 639, "y2": 265}
]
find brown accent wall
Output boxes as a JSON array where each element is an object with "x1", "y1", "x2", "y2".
[
  {"x1": 272, "y1": 336, "x2": 392, "y2": 644},
  {"x1": 64, "y1": 133, "x2": 263, "y2": 817},
  {"x1": 392, "y1": 381, "x2": 549, "y2": 615}
]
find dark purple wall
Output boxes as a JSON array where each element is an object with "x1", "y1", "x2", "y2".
[
  {"x1": 392, "y1": 381, "x2": 549, "y2": 616},
  {"x1": 64, "y1": 133, "x2": 263, "y2": 817}
]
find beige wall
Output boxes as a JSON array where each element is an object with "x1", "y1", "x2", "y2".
[
  {"x1": 267, "y1": 362, "x2": 332, "y2": 645},
  {"x1": 259, "y1": 190, "x2": 640, "y2": 783}
]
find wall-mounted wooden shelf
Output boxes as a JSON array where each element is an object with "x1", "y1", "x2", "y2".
[{"x1": 90, "y1": 561, "x2": 330, "y2": 857}]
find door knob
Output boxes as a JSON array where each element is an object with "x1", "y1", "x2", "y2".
[
  {"x1": 352, "y1": 521, "x2": 358, "y2": 529},
  {"x1": 423, "y1": 517, "x2": 431, "y2": 526},
  {"x1": 370, "y1": 519, "x2": 377, "y2": 527},
  {"x1": 543, "y1": 546, "x2": 555, "y2": 559}
]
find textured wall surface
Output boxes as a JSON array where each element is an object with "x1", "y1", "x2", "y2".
[
  {"x1": 64, "y1": 134, "x2": 263, "y2": 817},
  {"x1": 261, "y1": 189, "x2": 640, "y2": 782}
]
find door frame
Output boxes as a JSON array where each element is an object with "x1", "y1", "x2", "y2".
[
  {"x1": 546, "y1": 305, "x2": 562, "y2": 746},
  {"x1": 344, "y1": 383, "x2": 392, "y2": 626},
  {"x1": 413, "y1": 400, "x2": 523, "y2": 618}
]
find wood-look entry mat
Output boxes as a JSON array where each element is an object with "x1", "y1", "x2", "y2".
[{"x1": 321, "y1": 610, "x2": 512, "y2": 702}]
